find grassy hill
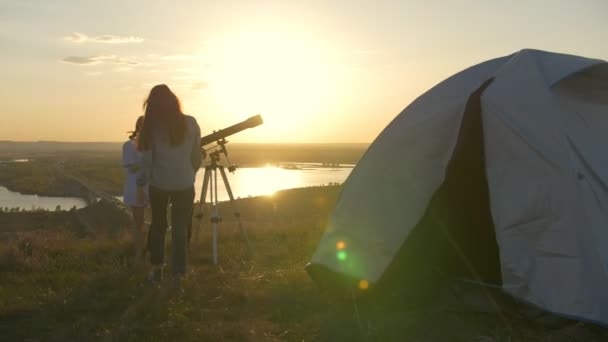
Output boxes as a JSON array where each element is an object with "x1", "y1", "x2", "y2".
[{"x1": 1, "y1": 186, "x2": 606, "y2": 341}]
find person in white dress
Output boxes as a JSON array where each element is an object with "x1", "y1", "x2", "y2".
[{"x1": 122, "y1": 116, "x2": 148, "y2": 265}]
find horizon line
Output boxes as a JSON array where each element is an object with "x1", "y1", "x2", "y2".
[{"x1": 0, "y1": 140, "x2": 372, "y2": 145}]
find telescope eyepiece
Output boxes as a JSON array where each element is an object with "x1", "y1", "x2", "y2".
[{"x1": 245, "y1": 114, "x2": 263, "y2": 128}]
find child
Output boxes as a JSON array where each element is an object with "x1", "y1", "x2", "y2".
[{"x1": 122, "y1": 116, "x2": 148, "y2": 266}]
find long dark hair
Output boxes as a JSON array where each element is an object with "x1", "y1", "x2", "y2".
[
  {"x1": 128, "y1": 116, "x2": 144, "y2": 140},
  {"x1": 138, "y1": 84, "x2": 186, "y2": 151}
]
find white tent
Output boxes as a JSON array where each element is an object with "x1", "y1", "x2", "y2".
[{"x1": 307, "y1": 49, "x2": 608, "y2": 324}]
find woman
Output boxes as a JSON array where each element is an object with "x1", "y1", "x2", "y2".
[
  {"x1": 122, "y1": 116, "x2": 148, "y2": 266},
  {"x1": 137, "y1": 84, "x2": 202, "y2": 284}
]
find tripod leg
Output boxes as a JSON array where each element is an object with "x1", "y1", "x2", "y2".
[
  {"x1": 194, "y1": 166, "x2": 211, "y2": 243},
  {"x1": 200, "y1": 166, "x2": 212, "y2": 204},
  {"x1": 218, "y1": 166, "x2": 252, "y2": 256},
  {"x1": 211, "y1": 168, "x2": 220, "y2": 265}
]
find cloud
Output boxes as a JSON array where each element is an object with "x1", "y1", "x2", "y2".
[
  {"x1": 113, "y1": 67, "x2": 133, "y2": 72},
  {"x1": 192, "y1": 82, "x2": 208, "y2": 91},
  {"x1": 61, "y1": 55, "x2": 141, "y2": 66},
  {"x1": 355, "y1": 49, "x2": 384, "y2": 55},
  {"x1": 94, "y1": 35, "x2": 144, "y2": 44},
  {"x1": 141, "y1": 82, "x2": 157, "y2": 89},
  {"x1": 62, "y1": 56, "x2": 99, "y2": 65},
  {"x1": 63, "y1": 32, "x2": 144, "y2": 44},
  {"x1": 174, "y1": 74, "x2": 200, "y2": 81},
  {"x1": 160, "y1": 54, "x2": 201, "y2": 61},
  {"x1": 175, "y1": 67, "x2": 195, "y2": 73},
  {"x1": 64, "y1": 32, "x2": 88, "y2": 43},
  {"x1": 102, "y1": 55, "x2": 141, "y2": 65}
]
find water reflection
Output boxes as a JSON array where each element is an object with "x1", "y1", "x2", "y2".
[
  {"x1": 193, "y1": 166, "x2": 351, "y2": 202},
  {"x1": 0, "y1": 186, "x2": 87, "y2": 211},
  {"x1": 0, "y1": 159, "x2": 30, "y2": 164},
  {"x1": 1, "y1": 166, "x2": 352, "y2": 210}
]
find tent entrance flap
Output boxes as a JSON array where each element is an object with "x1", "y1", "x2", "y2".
[{"x1": 377, "y1": 79, "x2": 501, "y2": 299}]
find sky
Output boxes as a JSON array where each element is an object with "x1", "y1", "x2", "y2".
[{"x1": 1, "y1": 0, "x2": 607, "y2": 143}]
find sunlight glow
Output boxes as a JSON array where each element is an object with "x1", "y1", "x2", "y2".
[
  {"x1": 202, "y1": 30, "x2": 338, "y2": 139},
  {"x1": 336, "y1": 241, "x2": 346, "y2": 250},
  {"x1": 194, "y1": 166, "x2": 306, "y2": 201}
]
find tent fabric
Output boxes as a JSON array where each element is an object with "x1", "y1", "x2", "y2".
[{"x1": 308, "y1": 49, "x2": 608, "y2": 324}]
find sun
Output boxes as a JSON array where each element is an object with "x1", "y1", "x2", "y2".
[{"x1": 202, "y1": 30, "x2": 337, "y2": 139}]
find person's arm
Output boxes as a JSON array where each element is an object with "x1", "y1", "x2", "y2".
[
  {"x1": 191, "y1": 118, "x2": 202, "y2": 171},
  {"x1": 135, "y1": 142, "x2": 151, "y2": 206},
  {"x1": 122, "y1": 142, "x2": 132, "y2": 168},
  {"x1": 123, "y1": 142, "x2": 140, "y2": 173},
  {"x1": 136, "y1": 136, "x2": 152, "y2": 187}
]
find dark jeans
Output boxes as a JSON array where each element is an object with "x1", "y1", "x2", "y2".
[{"x1": 149, "y1": 185, "x2": 195, "y2": 276}]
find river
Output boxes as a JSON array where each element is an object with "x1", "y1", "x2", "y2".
[
  {"x1": 0, "y1": 186, "x2": 88, "y2": 211},
  {"x1": 0, "y1": 165, "x2": 353, "y2": 211}
]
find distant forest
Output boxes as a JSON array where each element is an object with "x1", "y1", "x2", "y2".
[
  {"x1": 0, "y1": 142, "x2": 369, "y2": 166},
  {"x1": 0, "y1": 142, "x2": 369, "y2": 197}
]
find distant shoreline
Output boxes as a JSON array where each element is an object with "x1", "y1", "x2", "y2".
[
  {"x1": 0, "y1": 144, "x2": 363, "y2": 202},
  {"x1": 0, "y1": 141, "x2": 370, "y2": 158},
  {"x1": 0, "y1": 141, "x2": 371, "y2": 146}
]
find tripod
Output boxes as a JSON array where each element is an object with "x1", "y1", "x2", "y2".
[{"x1": 195, "y1": 141, "x2": 252, "y2": 264}]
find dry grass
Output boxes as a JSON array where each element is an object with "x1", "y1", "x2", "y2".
[{"x1": 1, "y1": 186, "x2": 607, "y2": 341}]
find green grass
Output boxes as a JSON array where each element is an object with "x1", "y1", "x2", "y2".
[
  {"x1": 0, "y1": 187, "x2": 341, "y2": 341},
  {"x1": 1, "y1": 186, "x2": 607, "y2": 341}
]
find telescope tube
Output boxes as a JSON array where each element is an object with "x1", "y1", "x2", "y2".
[{"x1": 200, "y1": 114, "x2": 263, "y2": 146}]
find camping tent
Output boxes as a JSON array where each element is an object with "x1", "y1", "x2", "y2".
[{"x1": 307, "y1": 49, "x2": 608, "y2": 325}]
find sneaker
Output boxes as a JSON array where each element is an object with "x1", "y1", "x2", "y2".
[
  {"x1": 146, "y1": 268, "x2": 162, "y2": 284},
  {"x1": 169, "y1": 274, "x2": 184, "y2": 293}
]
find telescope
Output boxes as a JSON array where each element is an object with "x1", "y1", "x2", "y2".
[
  {"x1": 194, "y1": 114, "x2": 263, "y2": 264},
  {"x1": 200, "y1": 114, "x2": 263, "y2": 147}
]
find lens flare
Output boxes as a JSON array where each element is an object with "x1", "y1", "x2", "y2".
[
  {"x1": 337, "y1": 250, "x2": 347, "y2": 261},
  {"x1": 336, "y1": 241, "x2": 346, "y2": 250},
  {"x1": 358, "y1": 279, "x2": 369, "y2": 290}
]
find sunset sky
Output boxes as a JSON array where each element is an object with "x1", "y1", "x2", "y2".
[{"x1": 1, "y1": 0, "x2": 607, "y2": 143}]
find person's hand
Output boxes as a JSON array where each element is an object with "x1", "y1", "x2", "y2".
[{"x1": 136, "y1": 186, "x2": 145, "y2": 206}]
